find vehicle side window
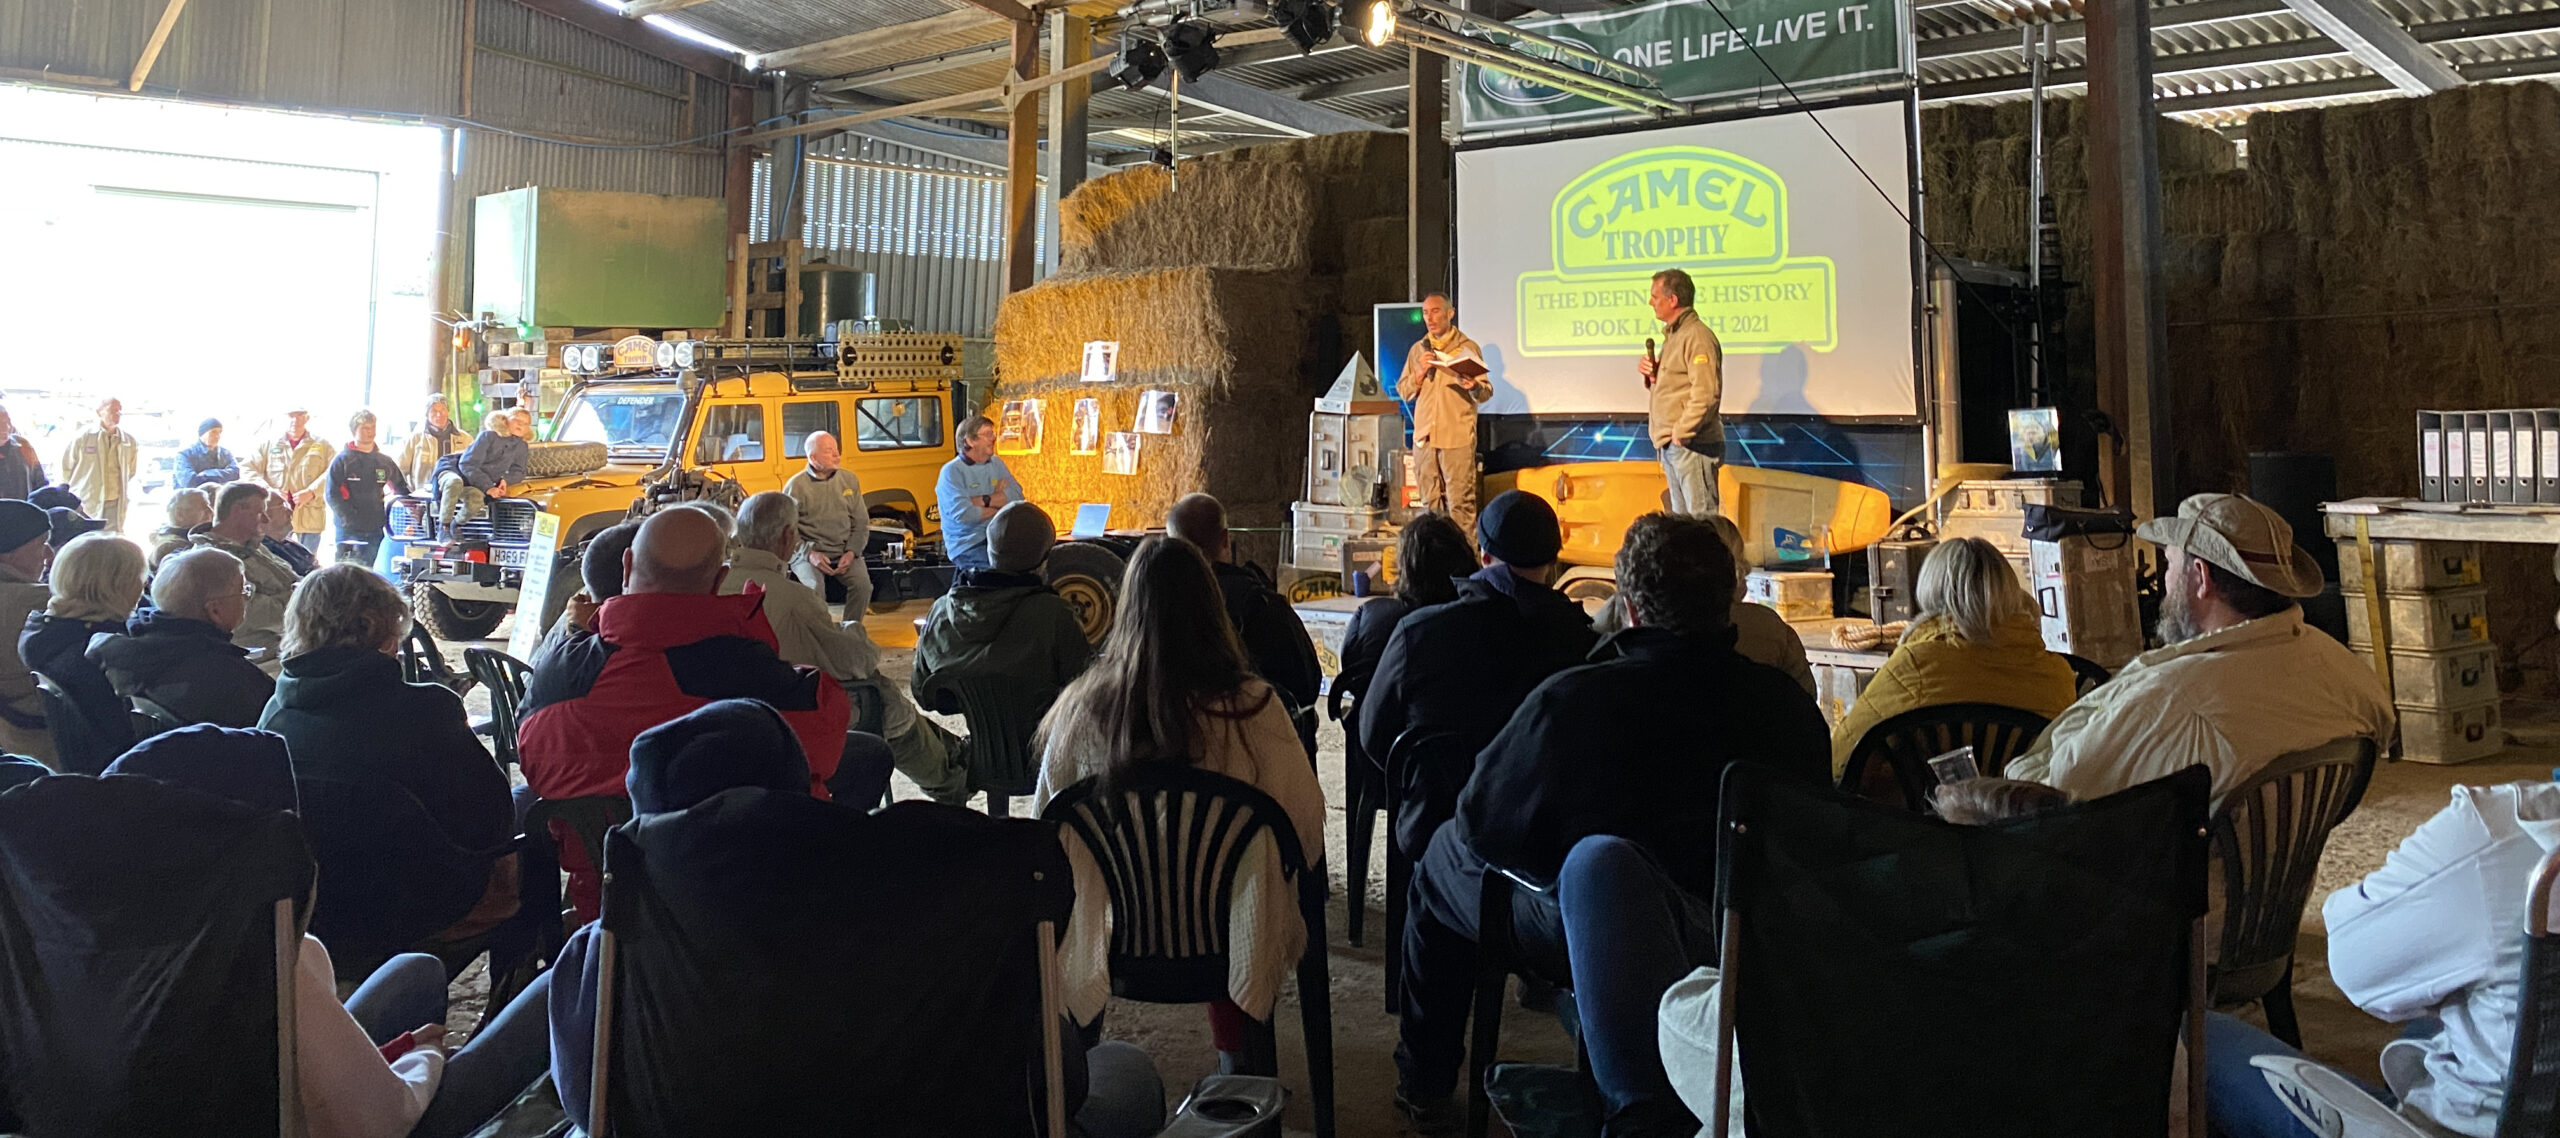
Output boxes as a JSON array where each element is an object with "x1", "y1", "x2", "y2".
[
  {"x1": 693, "y1": 404, "x2": 765, "y2": 464},
  {"x1": 853, "y1": 396, "x2": 943, "y2": 452},
  {"x1": 781, "y1": 401, "x2": 841, "y2": 460}
]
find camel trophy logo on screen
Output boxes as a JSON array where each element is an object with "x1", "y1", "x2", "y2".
[{"x1": 1514, "y1": 145, "x2": 1837, "y2": 357}]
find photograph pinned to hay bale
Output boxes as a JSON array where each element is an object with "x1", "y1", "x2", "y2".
[
  {"x1": 1072, "y1": 399, "x2": 1101, "y2": 455},
  {"x1": 992, "y1": 267, "x2": 1308, "y2": 395},
  {"x1": 996, "y1": 399, "x2": 1044, "y2": 455},
  {"x1": 1136, "y1": 390, "x2": 1178, "y2": 435},
  {"x1": 1103, "y1": 432, "x2": 1141, "y2": 476}
]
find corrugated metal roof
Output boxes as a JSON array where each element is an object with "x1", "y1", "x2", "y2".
[{"x1": 0, "y1": 0, "x2": 465, "y2": 116}]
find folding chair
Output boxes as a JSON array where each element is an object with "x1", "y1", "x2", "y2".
[
  {"x1": 32, "y1": 668, "x2": 128, "y2": 775},
  {"x1": 2208, "y1": 737, "x2": 2379, "y2": 1046},
  {"x1": 583, "y1": 795, "x2": 1076, "y2": 1136},
  {"x1": 526, "y1": 795, "x2": 634, "y2": 926},
  {"x1": 1709, "y1": 762, "x2": 2212, "y2": 1137},
  {"x1": 1045, "y1": 766, "x2": 1336, "y2": 1138},
  {"x1": 0, "y1": 774, "x2": 314, "y2": 1136},
  {"x1": 297, "y1": 775, "x2": 520, "y2": 982},
  {"x1": 400, "y1": 622, "x2": 472, "y2": 695},
  {"x1": 1838, "y1": 702, "x2": 2053, "y2": 812},
  {"x1": 1331, "y1": 688, "x2": 1388, "y2": 947},
  {"x1": 130, "y1": 692, "x2": 190, "y2": 737},
  {"x1": 2063, "y1": 653, "x2": 2114, "y2": 697},
  {"x1": 1466, "y1": 866, "x2": 1589, "y2": 1138},
  {"x1": 462, "y1": 647, "x2": 534, "y2": 770},
  {"x1": 917, "y1": 674, "x2": 1059, "y2": 817}
]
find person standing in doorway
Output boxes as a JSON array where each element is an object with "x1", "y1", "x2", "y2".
[
  {"x1": 0, "y1": 405, "x2": 46, "y2": 502},
  {"x1": 59, "y1": 397, "x2": 136, "y2": 533},
  {"x1": 935, "y1": 415, "x2": 1021, "y2": 573},
  {"x1": 1637, "y1": 269, "x2": 1724, "y2": 517},
  {"x1": 327, "y1": 410, "x2": 413, "y2": 570},
  {"x1": 399, "y1": 394, "x2": 466, "y2": 494},
  {"x1": 1398, "y1": 292, "x2": 1490, "y2": 537},
  {"x1": 252, "y1": 407, "x2": 335, "y2": 553},
  {"x1": 177, "y1": 419, "x2": 240, "y2": 490},
  {"x1": 785, "y1": 430, "x2": 872, "y2": 614}
]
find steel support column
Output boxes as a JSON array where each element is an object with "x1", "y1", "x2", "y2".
[{"x1": 1046, "y1": 12, "x2": 1092, "y2": 276}]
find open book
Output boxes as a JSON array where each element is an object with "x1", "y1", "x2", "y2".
[{"x1": 1430, "y1": 346, "x2": 1490, "y2": 379}]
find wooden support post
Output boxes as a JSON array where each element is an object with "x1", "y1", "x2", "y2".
[
  {"x1": 128, "y1": 0, "x2": 193, "y2": 91},
  {"x1": 1002, "y1": 17, "x2": 1042, "y2": 294},
  {"x1": 1407, "y1": 47, "x2": 1451, "y2": 301},
  {"x1": 725, "y1": 84, "x2": 756, "y2": 239},
  {"x1": 2084, "y1": 0, "x2": 2171, "y2": 516},
  {"x1": 1045, "y1": 12, "x2": 1092, "y2": 275},
  {"x1": 459, "y1": 0, "x2": 477, "y2": 119}
]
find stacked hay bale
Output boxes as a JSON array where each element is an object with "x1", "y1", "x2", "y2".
[{"x1": 995, "y1": 132, "x2": 1408, "y2": 545}]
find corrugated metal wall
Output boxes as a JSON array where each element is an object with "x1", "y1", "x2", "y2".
[
  {"x1": 755, "y1": 132, "x2": 1037, "y2": 336},
  {"x1": 0, "y1": 0, "x2": 465, "y2": 115}
]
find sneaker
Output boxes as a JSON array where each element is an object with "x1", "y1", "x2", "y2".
[{"x1": 1395, "y1": 1089, "x2": 1464, "y2": 1135}]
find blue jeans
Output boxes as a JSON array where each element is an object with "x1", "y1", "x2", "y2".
[
  {"x1": 1659, "y1": 443, "x2": 1719, "y2": 517},
  {"x1": 343, "y1": 953, "x2": 555, "y2": 1138},
  {"x1": 1558, "y1": 836, "x2": 1721, "y2": 1138},
  {"x1": 2203, "y1": 1011, "x2": 2394, "y2": 1138}
]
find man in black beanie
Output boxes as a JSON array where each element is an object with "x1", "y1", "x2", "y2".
[{"x1": 1359, "y1": 489, "x2": 1595, "y2": 867}]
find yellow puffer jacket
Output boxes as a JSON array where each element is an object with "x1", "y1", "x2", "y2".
[{"x1": 1828, "y1": 608, "x2": 2082, "y2": 777}]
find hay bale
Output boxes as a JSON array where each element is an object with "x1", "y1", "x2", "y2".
[
  {"x1": 991, "y1": 267, "x2": 1314, "y2": 531},
  {"x1": 2157, "y1": 120, "x2": 2238, "y2": 175},
  {"x1": 1058, "y1": 162, "x2": 1319, "y2": 273}
]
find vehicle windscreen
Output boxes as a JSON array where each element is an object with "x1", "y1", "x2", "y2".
[{"x1": 554, "y1": 387, "x2": 685, "y2": 459}]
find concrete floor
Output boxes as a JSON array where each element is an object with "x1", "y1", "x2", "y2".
[{"x1": 441, "y1": 601, "x2": 2552, "y2": 1136}]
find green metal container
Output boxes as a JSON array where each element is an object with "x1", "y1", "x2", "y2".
[{"x1": 472, "y1": 187, "x2": 728, "y2": 337}]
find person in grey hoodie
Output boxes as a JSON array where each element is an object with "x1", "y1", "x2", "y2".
[{"x1": 910, "y1": 502, "x2": 1093, "y2": 713}]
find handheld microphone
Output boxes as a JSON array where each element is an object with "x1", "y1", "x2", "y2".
[{"x1": 1644, "y1": 337, "x2": 1657, "y2": 363}]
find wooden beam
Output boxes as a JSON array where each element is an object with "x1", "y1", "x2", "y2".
[
  {"x1": 815, "y1": 42, "x2": 1014, "y2": 92},
  {"x1": 621, "y1": 0, "x2": 714, "y2": 15},
  {"x1": 956, "y1": 0, "x2": 1035, "y2": 25},
  {"x1": 755, "y1": 9, "x2": 1006, "y2": 72},
  {"x1": 1003, "y1": 18, "x2": 1041, "y2": 293},
  {"x1": 127, "y1": 0, "x2": 192, "y2": 92},
  {"x1": 742, "y1": 54, "x2": 1115, "y2": 145},
  {"x1": 2084, "y1": 0, "x2": 2170, "y2": 514},
  {"x1": 505, "y1": 0, "x2": 740, "y2": 80}
]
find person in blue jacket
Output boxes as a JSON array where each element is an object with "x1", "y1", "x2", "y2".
[{"x1": 177, "y1": 419, "x2": 240, "y2": 490}]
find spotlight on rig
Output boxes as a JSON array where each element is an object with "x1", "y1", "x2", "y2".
[
  {"x1": 1274, "y1": 0, "x2": 1337, "y2": 53},
  {"x1": 1165, "y1": 19, "x2": 1221, "y2": 82},
  {"x1": 1108, "y1": 33, "x2": 1168, "y2": 90}
]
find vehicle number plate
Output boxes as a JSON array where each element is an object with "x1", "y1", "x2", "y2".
[{"x1": 492, "y1": 548, "x2": 530, "y2": 568}]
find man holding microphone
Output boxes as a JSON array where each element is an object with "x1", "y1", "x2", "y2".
[
  {"x1": 1637, "y1": 268, "x2": 1725, "y2": 517},
  {"x1": 1398, "y1": 292, "x2": 1492, "y2": 536}
]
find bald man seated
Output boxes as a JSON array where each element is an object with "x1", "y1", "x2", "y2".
[
  {"x1": 1166, "y1": 494, "x2": 1322, "y2": 755},
  {"x1": 784, "y1": 430, "x2": 873, "y2": 614},
  {"x1": 518, "y1": 506, "x2": 852, "y2": 805}
]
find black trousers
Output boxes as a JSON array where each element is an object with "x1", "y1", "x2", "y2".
[{"x1": 1394, "y1": 822, "x2": 1569, "y2": 1100}]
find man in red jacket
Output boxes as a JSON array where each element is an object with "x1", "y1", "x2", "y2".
[{"x1": 519, "y1": 506, "x2": 848, "y2": 804}]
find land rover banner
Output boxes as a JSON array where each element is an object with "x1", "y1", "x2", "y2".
[
  {"x1": 1455, "y1": 98, "x2": 1916, "y2": 417},
  {"x1": 1457, "y1": 0, "x2": 1911, "y2": 131}
]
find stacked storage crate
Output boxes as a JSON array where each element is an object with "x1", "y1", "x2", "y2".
[
  {"x1": 2339, "y1": 540, "x2": 2502, "y2": 763},
  {"x1": 1937, "y1": 479, "x2": 2145, "y2": 668}
]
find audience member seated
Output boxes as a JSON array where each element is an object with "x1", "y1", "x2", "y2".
[
  {"x1": 260, "y1": 564, "x2": 517, "y2": 945},
  {"x1": 1359, "y1": 490, "x2": 1595, "y2": 864},
  {"x1": 439, "y1": 409, "x2": 529, "y2": 534},
  {"x1": 2201, "y1": 777, "x2": 2560, "y2": 1138},
  {"x1": 1165, "y1": 494, "x2": 1323, "y2": 736},
  {"x1": 1334, "y1": 513, "x2": 1474, "y2": 714},
  {"x1": 147, "y1": 488, "x2": 213, "y2": 572},
  {"x1": 100, "y1": 724, "x2": 552, "y2": 1138},
  {"x1": 910, "y1": 502, "x2": 1092, "y2": 789},
  {"x1": 2009, "y1": 493, "x2": 2394, "y2": 801},
  {"x1": 1702, "y1": 515, "x2": 1815, "y2": 696},
  {"x1": 1656, "y1": 778, "x2": 2075, "y2": 1134},
  {"x1": 1033, "y1": 536, "x2": 1325, "y2": 1076},
  {"x1": 46, "y1": 505, "x2": 104, "y2": 553},
  {"x1": 91, "y1": 546, "x2": 277, "y2": 728},
  {"x1": 728, "y1": 492, "x2": 952, "y2": 803},
  {"x1": 189, "y1": 481, "x2": 298, "y2": 664},
  {"x1": 530, "y1": 520, "x2": 639, "y2": 668},
  {"x1": 21, "y1": 532, "x2": 145, "y2": 772},
  {"x1": 549, "y1": 700, "x2": 1167, "y2": 1137},
  {"x1": 1394, "y1": 513, "x2": 1829, "y2": 1132},
  {"x1": 261, "y1": 489, "x2": 319, "y2": 578},
  {"x1": 0, "y1": 501, "x2": 56, "y2": 764},
  {"x1": 1825, "y1": 536, "x2": 2079, "y2": 776},
  {"x1": 519, "y1": 506, "x2": 848, "y2": 804}
]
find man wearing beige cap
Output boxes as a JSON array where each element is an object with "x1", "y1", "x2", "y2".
[{"x1": 2009, "y1": 492, "x2": 2393, "y2": 802}]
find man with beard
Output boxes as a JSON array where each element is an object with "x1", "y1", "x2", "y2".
[{"x1": 2007, "y1": 493, "x2": 2392, "y2": 802}]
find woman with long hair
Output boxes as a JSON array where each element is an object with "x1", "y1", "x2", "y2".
[{"x1": 1033, "y1": 536, "x2": 1324, "y2": 1073}]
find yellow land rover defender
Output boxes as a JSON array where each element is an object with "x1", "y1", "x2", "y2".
[{"x1": 388, "y1": 334, "x2": 959, "y2": 642}]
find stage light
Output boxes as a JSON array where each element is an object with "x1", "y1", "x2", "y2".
[
  {"x1": 1274, "y1": 0, "x2": 1337, "y2": 52},
  {"x1": 1108, "y1": 34, "x2": 1168, "y2": 90},
  {"x1": 1166, "y1": 19, "x2": 1220, "y2": 82},
  {"x1": 1360, "y1": 0, "x2": 1397, "y2": 47}
]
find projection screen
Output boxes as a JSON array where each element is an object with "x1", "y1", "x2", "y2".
[{"x1": 1455, "y1": 98, "x2": 1917, "y2": 419}]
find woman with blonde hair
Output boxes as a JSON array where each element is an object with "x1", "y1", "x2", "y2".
[
  {"x1": 20, "y1": 532, "x2": 146, "y2": 772},
  {"x1": 1825, "y1": 536, "x2": 2080, "y2": 776}
]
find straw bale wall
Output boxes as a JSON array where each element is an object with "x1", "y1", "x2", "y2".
[{"x1": 1924, "y1": 83, "x2": 2560, "y2": 681}]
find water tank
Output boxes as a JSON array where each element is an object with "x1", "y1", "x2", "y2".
[{"x1": 799, "y1": 268, "x2": 876, "y2": 338}]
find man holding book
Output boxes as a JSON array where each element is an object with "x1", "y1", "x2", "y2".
[{"x1": 1398, "y1": 292, "x2": 1492, "y2": 536}]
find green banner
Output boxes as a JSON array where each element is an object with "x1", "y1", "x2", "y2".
[{"x1": 1458, "y1": 0, "x2": 1910, "y2": 130}]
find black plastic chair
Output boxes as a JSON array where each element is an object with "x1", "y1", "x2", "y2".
[
  {"x1": 527, "y1": 795, "x2": 635, "y2": 926},
  {"x1": 918, "y1": 675, "x2": 1057, "y2": 817},
  {"x1": 1332, "y1": 688, "x2": 1388, "y2": 947},
  {"x1": 296, "y1": 775, "x2": 519, "y2": 982},
  {"x1": 2063, "y1": 653, "x2": 2113, "y2": 697},
  {"x1": 462, "y1": 647, "x2": 534, "y2": 770},
  {"x1": 1838, "y1": 702, "x2": 2054, "y2": 812},
  {"x1": 31, "y1": 669, "x2": 127, "y2": 776},
  {"x1": 1044, "y1": 765, "x2": 1335, "y2": 1138},
  {"x1": 400, "y1": 621, "x2": 472, "y2": 695},
  {"x1": 2496, "y1": 845, "x2": 2560, "y2": 1137},
  {"x1": 1467, "y1": 867, "x2": 1592, "y2": 1138},
  {"x1": 2208, "y1": 736, "x2": 2378, "y2": 1047},
  {"x1": 1383, "y1": 728, "x2": 1475, "y2": 1015},
  {"x1": 129, "y1": 693, "x2": 189, "y2": 738}
]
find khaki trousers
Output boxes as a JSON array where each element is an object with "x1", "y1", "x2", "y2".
[{"x1": 1415, "y1": 446, "x2": 1480, "y2": 537}]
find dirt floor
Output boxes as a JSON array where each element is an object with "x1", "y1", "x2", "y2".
[{"x1": 435, "y1": 602, "x2": 2553, "y2": 1137}]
